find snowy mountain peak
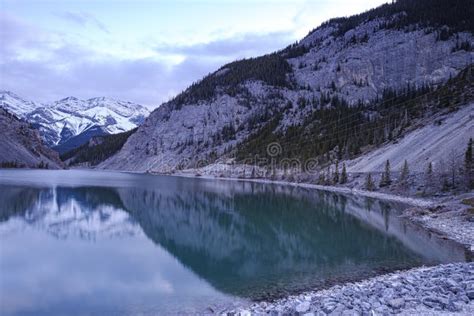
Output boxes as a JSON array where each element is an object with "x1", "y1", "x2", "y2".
[
  {"x1": 59, "y1": 96, "x2": 79, "y2": 102},
  {"x1": 88, "y1": 96, "x2": 110, "y2": 102},
  {"x1": 0, "y1": 90, "x2": 38, "y2": 117},
  {"x1": 0, "y1": 91, "x2": 152, "y2": 150}
]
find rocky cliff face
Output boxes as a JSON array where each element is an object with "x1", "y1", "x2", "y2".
[
  {"x1": 0, "y1": 109, "x2": 63, "y2": 169},
  {"x1": 101, "y1": 0, "x2": 474, "y2": 173}
]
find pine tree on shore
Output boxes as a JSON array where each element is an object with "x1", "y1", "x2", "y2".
[
  {"x1": 465, "y1": 138, "x2": 473, "y2": 189},
  {"x1": 379, "y1": 160, "x2": 392, "y2": 187},
  {"x1": 425, "y1": 162, "x2": 434, "y2": 194},
  {"x1": 318, "y1": 171, "x2": 326, "y2": 185},
  {"x1": 399, "y1": 160, "x2": 409, "y2": 189},
  {"x1": 333, "y1": 161, "x2": 340, "y2": 184},
  {"x1": 365, "y1": 173, "x2": 375, "y2": 191},
  {"x1": 326, "y1": 166, "x2": 332, "y2": 185},
  {"x1": 340, "y1": 163, "x2": 348, "y2": 184},
  {"x1": 401, "y1": 160, "x2": 409, "y2": 180}
]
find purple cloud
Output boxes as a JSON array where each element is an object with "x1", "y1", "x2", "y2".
[
  {"x1": 156, "y1": 31, "x2": 294, "y2": 59},
  {"x1": 0, "y1": 11, "x2": 295, "y2": 108}
]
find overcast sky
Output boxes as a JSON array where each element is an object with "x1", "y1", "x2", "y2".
[{"x1": 0, "y1": 0, "x2": 388, "y2": 108}]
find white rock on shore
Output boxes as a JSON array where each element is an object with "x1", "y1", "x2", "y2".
[{"x1": 223, "y1": 262, "x2": 474, "y2": 315}]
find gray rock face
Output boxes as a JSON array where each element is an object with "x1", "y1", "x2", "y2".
[
  {"x1": 100, "y1": 11, "x2": 473, "y2": 173},
  {"x1": 0, "y1": 109, "x2": 63, "y2": 169}
]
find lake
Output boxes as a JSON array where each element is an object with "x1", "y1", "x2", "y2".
[{"x1": 0, "y1": 170, "x2": 467, "y2": 315}]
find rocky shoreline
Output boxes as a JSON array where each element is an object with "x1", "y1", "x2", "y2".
[{"x1": 224, "y1": 263, "x2": 474, "y2": 315}]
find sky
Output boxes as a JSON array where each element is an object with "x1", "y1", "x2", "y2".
[{"x1": 0, "y1": 0, "x2": 389, "y2": 108}]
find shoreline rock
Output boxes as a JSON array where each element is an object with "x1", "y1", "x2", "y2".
[{"x1": 223, "y1": 263, "x2": 474, "y2": 315}]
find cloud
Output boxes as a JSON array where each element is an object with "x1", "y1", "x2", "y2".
[
  {"x1": 0, "y1": 15, "x2": 218, "y2": 108},
  {"x1": 0, "y1": 10, "x2": 298, "y2": 108},
  {"x1": 156, "y1": 31, "x2": 295, "y2": 59},
  {"x1": 0, "y1": 11, "x2": 214, "y2": 107},
  {"x1": 55, "y1": 11, "x2": 110, "y2": 34},
  {"x1": 0, "y1": 12, "x2": 56, "y2": 60},
  {"x1": 1, "y1": 53, "x2": 216, "y2": 108}
]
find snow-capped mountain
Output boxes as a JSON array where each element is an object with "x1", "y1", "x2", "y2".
[
  {"x1": 0, "y1": 91, "x2": 37, "y2": 117},
  {"x1": 0, "y1": 91, "x2": 151, "y2": 151}
]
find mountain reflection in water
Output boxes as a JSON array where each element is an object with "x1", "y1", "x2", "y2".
[{"x1": 0, "y1": 170, "x2": 467, "y2": 315}]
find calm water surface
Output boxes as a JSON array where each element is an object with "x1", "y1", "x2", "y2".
[{"x1": 0, "y1": 170, "x2": 467, "y2": 315}]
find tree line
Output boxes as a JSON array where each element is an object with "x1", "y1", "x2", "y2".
[
  {"x1": 60, "y1": 128, "x2": 136, "y2": 166},
  {"x1": 361, "y1": 138, "x2": 473, "y2": 194},
  {"x1": 235, "y1": 65, "x2": 473, "y2": 168},
  {"x1": 172, "y1": 53, "x2": 293, "y2": 108},
  {"x1": 316, "y1": 0, "x2": 473, "y2": 38}
]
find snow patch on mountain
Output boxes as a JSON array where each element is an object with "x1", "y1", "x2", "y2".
[
  {"x1": 0, "y1": 91, "x2": 38, "y2": 116},
  {"x1": 0, "y1": 92, "x2": 151, "y2": 148}
]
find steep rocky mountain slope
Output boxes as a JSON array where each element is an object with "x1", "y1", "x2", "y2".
[
  {"x1": 0, "y1": 91, "x2": 150, "y2": 151},
  {"x1": 0, "y1": 109, "x2": 63, "y2": 169},
  {"x1": 101, "y1": 0, "x2": 473, "y2": 173},
  {"x1": 347, "y1": 103, "x2": 473, "y2": 172}
]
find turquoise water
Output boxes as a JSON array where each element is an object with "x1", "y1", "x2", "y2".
[{"x1": 0, "y1": 170, "x2": 466, "y2": 315}]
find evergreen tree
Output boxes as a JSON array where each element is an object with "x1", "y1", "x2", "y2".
[
  {"x1": 340, "y1": 163, "x2": 348, "y2": 184},
  {"x1": 380, "y1": 160, "x2": 392, "y2": 187},
  {"x1": 385, "y1": 160, "x2": 392, "y2": 184},
  {"x1": 379, "y1": 172, "x2": 386, "y2": 187},
  {"x1": 465, "y1": 138, "x2": 473, "y2": 189},
  {"x1": 365, "y1": 173, "x2": 375, "y2": 191},
  {"x1": 399, "y1": 160, "x2": 410, "y2": 189},
  {"x1": 425, "y1": 161, "x2": 434, "y2": 193},
  {"x1": 318, "y1": 171, "x2": 326, "y2": 185},
  {"x1": 326, "y1": 166, "x2": 332, "y2": 185},
  {"x1": 333, "y1": 161, "x2": 340, "y2": 184}
]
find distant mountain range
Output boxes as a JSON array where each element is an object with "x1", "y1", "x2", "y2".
[{"x1": 0, "y1": 91, "x2": 150, "y2": 153}]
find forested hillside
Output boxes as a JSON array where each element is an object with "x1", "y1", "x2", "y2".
[
  {"x1": 236, "y1": 66, "x2": 473, "y2": 164},
  {"x1": 61, "y1": 129, "x2": 136, "y2": 166}
]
